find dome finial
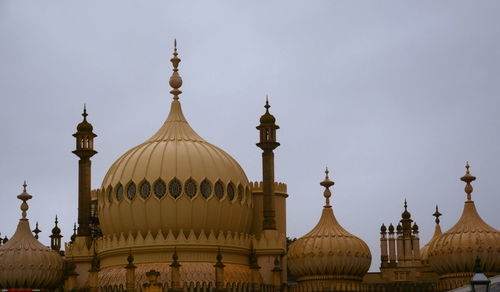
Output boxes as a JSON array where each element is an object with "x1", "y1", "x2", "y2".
[
  {"x1": 32, "y1": 221, "x2": 41, "y2": 239},
  {"x1": 433, "y1": 205, "x2": 442, "y2": 224},
  {"x1": 460, "y1": 161, "x2": 476, "y2": 201},
  {"x1": 320, "y1": 167, "x2": 335, "y2": 207},
  {"x1": 17, "y1": 181, "x2": 32, "y2": 219},
  {"x1": 265, "y1": 95, "x2": 270, "y2": 112},
  {"x1": 83, "y1": 104, "x2": 88, "y2": 119},
  {"x1": 169, "y1": 39, "x2": 183, "y2": 100}
]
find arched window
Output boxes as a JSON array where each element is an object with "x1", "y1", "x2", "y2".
[
  {"x1": 116, "y1": 184, "x2": 123, "y2": 201},
  {"x1": 227, "y1": 182, "x2": 235, "y2": 201},
  {"x1": 107, "y1": 187, "x2": 113, "y2": 203},
  {"x1": 154, "y1": 179, "x2": 166, "y2": 199},
  {"x1": 127, "y1": 182, "x2": 136, "y2": 200},
  {"x1": 200, "y1": 179, "x2": 212, "y2": 199},
  {"x1": 169, "y1": 178, "x2": 182, "y2": 199},
  {"x1": 185, "y1": 178, "x2": 197, "y2": 198},
  {"x1": 140, "y1": 180, "x2": 151, "y2": 199},
  {"x1": 215, "y1": 180, "x2": 224, "y2": 200}
]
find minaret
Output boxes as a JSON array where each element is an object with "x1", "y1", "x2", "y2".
[
  {"x1": 256, "y1": 97, "x2": 280, "y2": 230},
  {"x1": 72, "y1": 105, "x2": 97, "y2": 237}
]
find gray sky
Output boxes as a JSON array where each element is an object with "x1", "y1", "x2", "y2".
[{"x1": 1, "y1": 1, "x2": 499, "y2": 272}]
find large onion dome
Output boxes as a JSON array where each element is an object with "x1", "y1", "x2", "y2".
[
  {"x1": 420, "y1": 205, "x2": 442, "y2": 265},
  {"x1": 0, "y1": 183, "x2": 64, "y2": 289},
  {"x1": 288, "y1": 169, "x2": 372, "y2": 283},
  {"x1": 98, "y1": 43, "x2": 252, "y2": 237},
  {"x1": 427, "y1": 163, "x2": 500, "y2": 289}
]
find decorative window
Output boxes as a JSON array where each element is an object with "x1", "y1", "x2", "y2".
[
  {"x1": 127, "y1": 182, "x2": 136, "y2": 200},
  {"x1": 185, "y1": 178, "x2": 197, "y2": 198},
  {"x1": 214, "y1": 180, "x2": 224, "y2": 200},
  {"x1": 154, "y1": 179, "x2": 167, "y2": 199},
  {"x1": 116, "y1": 184, "x2": 123, "y2": 201},
  {"x1": 227, "y1": 182, "x2": 235, "y2": 201},
  {"x1": 238, "y1": 184, "x2": 244, "y2": 202},
  {"x1": 140, "y1": 180, "x2": 151, "y2": 199},
  {"x1": 108, "y1": 187, "x2": 113, "y2": 203},
  {"x1": 169, "y1": 178, "x2": 182, "y2": 199},
  {"x1": 200, "y1": 179, "x2": 212, "y2": 199}
]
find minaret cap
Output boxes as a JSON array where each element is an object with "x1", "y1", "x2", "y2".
[
  {"x1": 259, "y1": 96, "x2": 277, "y2": 125},
  {"x1": 320, "y1": 167, "x2": 335, "y2": 207},
  {"x1": 76, "y1": 104, "x2": 94, "y2": 132},
  {"x1": 460, "y1": 161, "x2": 476, "y2": 201},
  {"x1": 169, "y1": 39, "x2": 183, "y2": 100}
]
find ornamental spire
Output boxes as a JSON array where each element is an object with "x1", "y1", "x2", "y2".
[
  {"x1": 32, "y1": 221, "x2": 41, "y2": 239},
  {"x1": 460, "y1": 161, "x2": 476, "y2": 201},
  {"x1": 17, "y1": 181, "x2": 32, "y2": 219},
  {"x1": 433, "y1": 205, "x2": 442, "y2": 224},
  {"x1": 169, "y1": 39, "x2": 183, "y2": 100},
  {"x1": 320, "y1": 167, "x2": 335, "y2": 207}
]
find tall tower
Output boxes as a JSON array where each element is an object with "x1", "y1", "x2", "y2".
[
  {"x1": 256, "y1": 98, "x2": 279, "y2": 230},
  {"x1": 72, "y1": 106, "x2": 97, "y2": 237}
]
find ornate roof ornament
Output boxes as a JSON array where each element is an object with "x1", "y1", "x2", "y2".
[
  {"x1": 32, "y1": 221, "x2": 41, "y2": 239},
  {"x1": 319, "y1": 167, "x2": 334, "y2": 207},
  {"x1": 169, "y1": 39, "x2": 183, "y2": 100},
  {"x1": 461, "y1": 161, "x2": 476, "y2": 201}
]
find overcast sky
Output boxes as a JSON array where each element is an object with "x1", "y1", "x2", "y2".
[{"x1": 1, "y1": 1, "x2": 499, "y2": 272}]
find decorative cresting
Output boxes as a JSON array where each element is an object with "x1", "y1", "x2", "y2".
[
  {"x1": 427, "y1": 163, "x2": 500, "y2": 290},
  {"x1": 420, "y1": 205, "x2": 442, "y2": 265},
  {"x1": 288, "y1": 168, "x2": 372, "y2": 284},
  {"x1": 0, "y1": 182, "x2": 64, "y2": 289},
  {"x1": 99, "y1": 41, "x2": 252, "y2": 237}
]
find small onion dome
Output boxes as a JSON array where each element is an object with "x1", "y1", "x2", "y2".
[
  {"x1": 288, "y1": 168, "x2": 372, "y2": 281},
  {"x1": 428, "y1": 163, "x2": 500, "y2": 278},
  {"x1": 99, "y1": 42, "x2": 251, "y2": 237},
  {"x1": 76, "y1": 105, "x2": 93, "y2": 132},
  {"x1": 0, "y1": 183, "x2": 64, "y2": 289},
  {"x1": 259, "y1": 97, "x2": 276, "y2": 124},
  {"x1": 420, "y1": 205, "x2": 442, "y2": 264}
]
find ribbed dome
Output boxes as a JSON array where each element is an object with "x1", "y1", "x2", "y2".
[
  {"x1": 288, "y1": 170, "x2": 371, "y2": 281},
  {"x1": 98, "y1": 48, "x2": 252, "y2": 238},
  {"x1": 0, "y1": 185, "x2": 64, "y2": 289},
  {"x1": 427, "y1": 164, "x2": 500, "y2": 278}
]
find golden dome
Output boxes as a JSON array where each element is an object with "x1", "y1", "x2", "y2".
[
  {"x1": 288, "y1": 169, "x2": 372, "y2": 281},
  {"x1": 427, "y1": 163, "x2": 500, "y2": 278},
  {"x1": 0, "y1": 183, "x2": 64, "y2": 289},
  {"x1": 420, "y1": 205, "x2": 442, "y2": 264},
  {"x1": 98, "y1": 43, "x2": 252, "y2": 237}
]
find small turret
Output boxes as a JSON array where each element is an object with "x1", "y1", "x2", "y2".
[{"x1": 50, "y1": 215, "x2": 62, "y2": 252}]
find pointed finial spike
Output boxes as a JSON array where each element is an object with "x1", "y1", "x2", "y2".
[
  {"x1": 264, "y1": 95, "x2": 270, "y2": 111},
  {"x1": 325, "y1": 167, "x2": 329, "y2": 179},
  {"x1": 404, "y1": 199, "x2": 407, "y2": 210},
  {"x1": 82, "y1": 104, "x2": 88, "y2": 119},
  {"x1": 23, "y1": 181, "x2": 27, "y2": 192},
  {"x1": 55, "y1": 215, "x2": 58, "y2": 225}
]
